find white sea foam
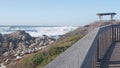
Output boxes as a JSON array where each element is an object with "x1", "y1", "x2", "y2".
[{"x1": 0, "y1": 26, "x2": 78, "y2": 37}]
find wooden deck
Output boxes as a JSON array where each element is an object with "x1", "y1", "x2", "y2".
[{"x1": 100, "y1": 42, "x2": 120, "y2": 68}]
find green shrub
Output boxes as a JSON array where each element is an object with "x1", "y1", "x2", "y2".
[
  {"x1": 15, "y1": 34, "x2": 83, "y2": 68},
  {"x1": 31, "y1": 53, "x2": 44, "y2": 65}
]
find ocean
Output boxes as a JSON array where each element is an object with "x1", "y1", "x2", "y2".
[{"x1": 0, "y1": 25, "x2": 78, "y2": 37}]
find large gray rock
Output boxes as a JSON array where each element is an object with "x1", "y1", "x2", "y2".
[
  {"x1": 0, "y1": 30, "x2": 33, "y2": 56},
  {"x1": 9, "y1": 42, "x2": 16, "y2": 50},
  {"x1": 5, "y1": 30, "x2": 32, "y2": 41},
  {"x1": 0, "y1": 30, "x2": 56, "y2": 64}
]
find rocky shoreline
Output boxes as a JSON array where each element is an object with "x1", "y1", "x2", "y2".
[{"x1": 0, "y1": 30, "x2": 56, "y2": 67}]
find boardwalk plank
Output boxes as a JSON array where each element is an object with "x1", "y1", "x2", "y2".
[{"x1": 100, "y1": 42, "x2": 120, "y2": 68}]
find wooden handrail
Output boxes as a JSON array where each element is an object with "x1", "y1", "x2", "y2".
[{"x1": 45, "y1": 24, "x2": 120, "y2": 68}]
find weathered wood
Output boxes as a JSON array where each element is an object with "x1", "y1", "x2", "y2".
[
  {"x1": 97, "y1": 13, "x2": 116, "y2": 21},
  {"x1": 45, "y1": 24, "x2": 120, "y2": 68},
  {"x1": 97, "y1": 13, "x2": 116, "y2": 16},
  {"x1": 45, "y1": 28, "x2": 100, "y2": 68},
  {"x1": 100, "y1": 42, "x2": 120, "y2": 68}
]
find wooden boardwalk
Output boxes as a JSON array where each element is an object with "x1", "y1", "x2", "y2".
[
  {"x1": 100, "y1": 42, "x2": 120, "y2": 68},
  {"x1": 45, "y1": 25, "x2": 120, "y2": 68}
]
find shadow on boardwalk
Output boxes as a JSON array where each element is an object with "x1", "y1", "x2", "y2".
[{"x1": 100, "y1": 42, "x2": 120, "y2": 68}]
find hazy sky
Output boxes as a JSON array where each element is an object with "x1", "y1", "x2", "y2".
[{"x1": 0, "y1": 0, "x2": 120, "y2": 26}]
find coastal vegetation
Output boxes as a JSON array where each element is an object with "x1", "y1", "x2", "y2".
[
  {"x1": 9, "y1": 34, "x2": 83, "y2": 68},
  {"x1": 7, "y1": 21, "x2": 117, "y2": 68}
]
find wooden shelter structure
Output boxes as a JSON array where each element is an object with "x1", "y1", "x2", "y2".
[{"x1": 97, "y1": 13, "x2": 116, "y2": 21}]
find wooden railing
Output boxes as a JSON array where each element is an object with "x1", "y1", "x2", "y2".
[{"x1": 45, "y1": 24, "x2": 120, "y2": 68}]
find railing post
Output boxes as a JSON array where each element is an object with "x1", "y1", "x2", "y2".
[
  {"x1": 118, "y1": 28, "x2": 120, "y2": 41},
  {"x1": 112, "y1": 25, "x2": 114, "y2": 42}
]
